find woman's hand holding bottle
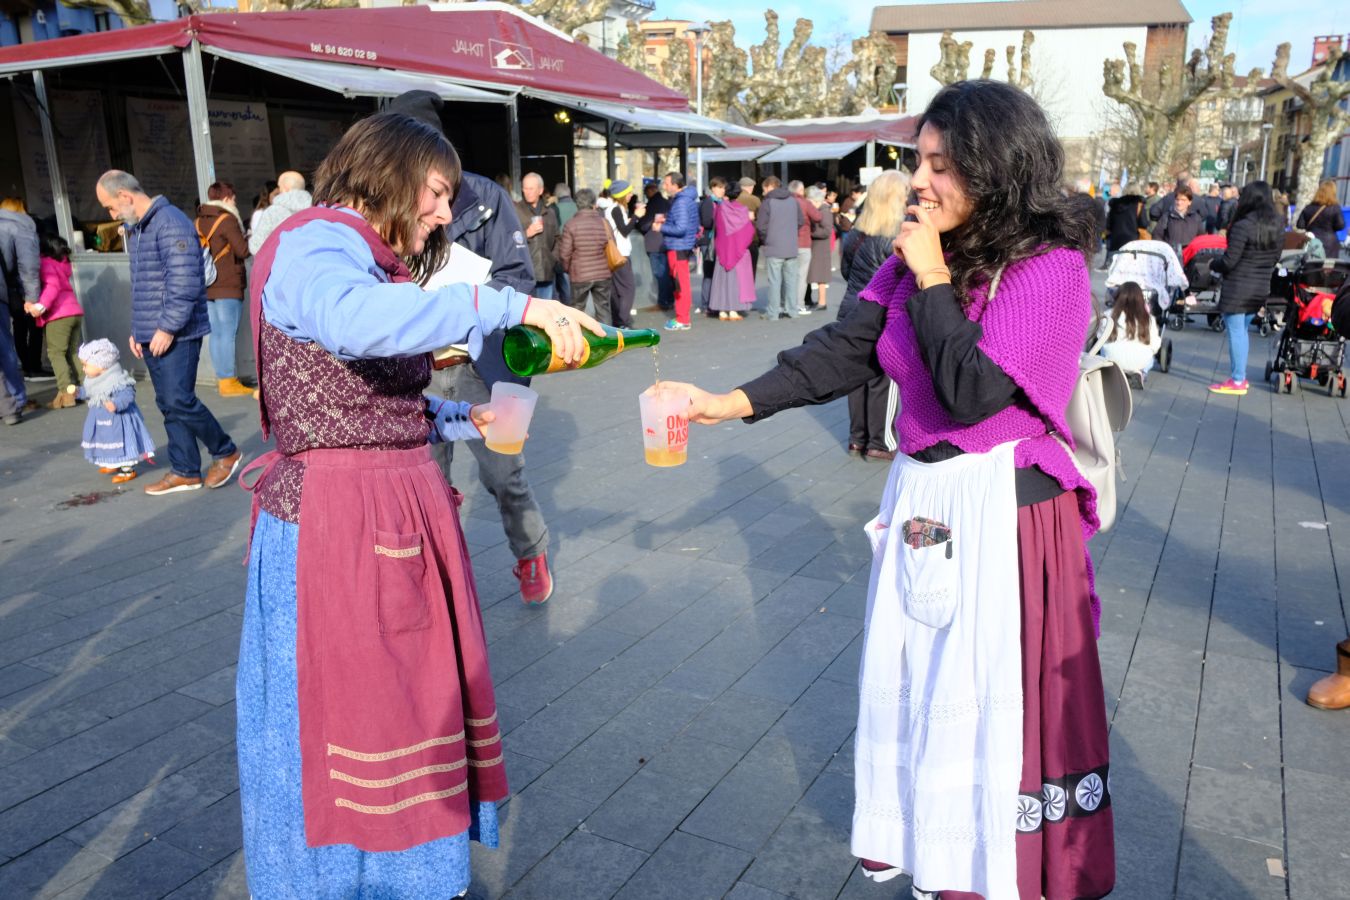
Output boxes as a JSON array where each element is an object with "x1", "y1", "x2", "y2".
[
  {"x1": 521, "y1": 298, "x2": 606, "y2": 367},
  {"x1": 654, "y1": 381, "x2": 752, "y2": 425}
]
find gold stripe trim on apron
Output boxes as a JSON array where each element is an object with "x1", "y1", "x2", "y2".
[
  {"x1": 334, "y1": 783, "x2": 467, "y2": 815},
  {"x1": 328, "y1": 731, "x2": 464, "y2": 762},
  {"x1": 468, "y1": 754, "x2": 504, "y2": 768},
  {"x1": 467, "y1": 736, "x2": 500, "y2": 748},
  {"x1": 374, "y1": 543, "x2": 422, "y2": 559},
  {"x1": 329, "y1": 759, "x2": 467, "y2": 789},
  {"x1": 465, "y1": 712, "x2": 497, "y2": 728}
]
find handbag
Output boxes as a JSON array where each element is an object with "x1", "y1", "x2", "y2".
[{"x1": 602, "y1": 218, "x2": 625, "y2": 272}]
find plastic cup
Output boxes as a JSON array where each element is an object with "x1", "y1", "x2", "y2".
[
  {"x1": 638, "y1": 386, "x2": 689, "y2": 467},
  {"x1": 484, "y1": 382, "x2": 538, "y2": 455}
]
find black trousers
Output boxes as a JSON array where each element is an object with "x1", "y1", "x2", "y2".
[
  {"x1": 847, "y1": 373, "x2": 898, "y2": 452},
  {"x1": 610, "y1": 261, "x2": 635, "y2": 327},
  {"x1": 10, "y1": 308, "x2": 45, "y2": 374}
]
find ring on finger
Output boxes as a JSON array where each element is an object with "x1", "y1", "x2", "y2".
[{"x1": 555, "y1": 315, "x2": 571, "y2": 327}]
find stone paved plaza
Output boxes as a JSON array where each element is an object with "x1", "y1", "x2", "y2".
[{"x1": 1, "y1": 270, "x2": 1348, "y2": 899}]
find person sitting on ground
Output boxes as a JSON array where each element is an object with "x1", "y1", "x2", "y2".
[{"x1": 1098, "y1": 281, "x2": 1162, "y2": 387}]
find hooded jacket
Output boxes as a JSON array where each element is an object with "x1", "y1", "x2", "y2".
[
  {"x1": 0, "y1": 208, "x2": 40, "y2": 311},
  {"x1": 248, "y1": 189, "x2": 314, "y2": 255},
  {"x1": 1106, "y1": 194, "x2": 1146, "y2": 251},
  {"x1": 756, "y1": 187, "x2": 806, "y2": 259},
  {"x1": 127, "y1": 196, "x2": 211, "y2": 343}
]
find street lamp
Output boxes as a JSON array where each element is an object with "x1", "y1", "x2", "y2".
[
  {"x1": 686, "y1": 22, "x2": 711, "y2": 192},
  {"x1": 1259, "y1": 121, "x2": 1273, "y2": 182}
]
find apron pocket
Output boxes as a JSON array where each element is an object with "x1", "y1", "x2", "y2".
[
  {"x1": 900, "y1": 517, "x2": 958, "y2": 629},
  {"x1": 864, "y1": 514, "x2": 889, "y2": 557},
  {"x1": 373, "y1": 529, "x2": 431, "y2": 634}
]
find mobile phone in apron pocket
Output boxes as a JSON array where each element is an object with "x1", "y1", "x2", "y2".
[{"x1": 899, "y1": 516, "x2": 957, "y2": 629}]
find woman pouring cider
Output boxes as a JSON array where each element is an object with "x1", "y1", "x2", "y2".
[
  {"x1": 237, "y1": 112, "x2": 603, "y2": 897},
  {"x1": 662, "y1": 81, "x2": 1115, "y2": 899}
]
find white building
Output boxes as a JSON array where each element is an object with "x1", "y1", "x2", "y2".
[
  {"x1": 871, "y1": 0, "x2": 1193, "y2": 146},
  {"x1": 573, "y1": 0, "x2": 656, "y2": 58}
]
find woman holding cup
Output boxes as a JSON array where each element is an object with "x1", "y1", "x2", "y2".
[
  {"x1": 238, "y1": 112, "x2": 602, "y2": 898},
  {"x1": 662, "y1": 81, "x2": 1114, "y2": 898}
]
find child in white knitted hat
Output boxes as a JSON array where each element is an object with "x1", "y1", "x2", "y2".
[{"x1": 71, "y1": 339, "x2": 156, "y2": 483}]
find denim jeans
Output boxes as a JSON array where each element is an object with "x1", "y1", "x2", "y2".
[
  {"x1": 532, "y1": 281, "x2": 555, "y2": 300},
  {"x1": 207, "y1": 298, "x2": 242, "y2": 379},
  {"x1": 764, "y1": 256, "x2": 799, "y2": 319},
  {"x1": 0, "y1": 310, "x2": 26, "y2": 408},
  {"x1": 142, "y1": 337, "x2": 236, "y2": 477},
  {"x1": 1222, "y1": 312, "x2": 1255, "y2": 382},
  {"x1": 427, "y1": 364, "x2": 548, "y2": 560},
  {"x1": 648, "y1": 251, "x2": 673, "y2": 310}
]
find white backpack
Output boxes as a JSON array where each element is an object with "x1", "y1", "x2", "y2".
[{"x1": 989, "y1": 269, "x2": 1133, "y2": 531}]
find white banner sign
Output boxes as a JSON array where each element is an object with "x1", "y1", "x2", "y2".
[
  {"x1": 12, "y1": 87, "x2": 112, "y2": 222},
  {"x1": 208, "y1": 100, "x2": 275, "y2": 219},
  {"x1": 125, "y1": 96, "x2": 198, "y2": 216}
]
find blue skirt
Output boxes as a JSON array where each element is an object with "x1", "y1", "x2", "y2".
[{"x1": 237, "y1": 511, "x2": 499, "y2": 899}]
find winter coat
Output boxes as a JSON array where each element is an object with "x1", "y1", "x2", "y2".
[
  {"x1": 1210, "y1": 216, "x2": 1282, "y2": 314},
  {"x1": 795, "y1": 196, "x2": 823, "y2": 249},
  {"x1": 36, "y1": 257, "x2": 83, "y2": 326},
  {"x1": 514, "y1": 197, "x2": 559, "y2": 281},
  {"x1": 127, "y1": 196, "x2": 211, "y2": 343},
  {"x1": 195, "y1": 203, "x2": 249, "y2": 300},
  {"x1": 448, "y1": 171, "x2": 535, "y2": 390},
  {"x1": 756, "y1": 188, "x2": 806, "y2": 259},
  {"x1": 1106, "y1": 194, "x2": 1146, "y2": 251},
  {"x1": 660, "y1": 185, "x2": 700, "y2": 252},
  {"x1": 1296, "y1": 203, "x2": 1345, "y2": 260},
  {"x1": 556, "y1": 208, "x2": 613, "y2": 283},
  {"x1": 248, "y1": 189, "x2": 313, "y2": 255},
  {"x1": 0, "y1": 208, "x2": 40, "y2": 311},
  {"x1": 1152, "y1": 207, "x2": 1205, "y2": 254},
  {"x1": 636, "y1": 193, "x2": 670, "y2": 254},
  {"x1": 839, "y1": 228, "x2": 893, "y2": 317}
]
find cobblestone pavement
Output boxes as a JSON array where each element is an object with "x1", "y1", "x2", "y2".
[{"x1": 1, "y1": 269, "x2": 1347, "y2": 899}]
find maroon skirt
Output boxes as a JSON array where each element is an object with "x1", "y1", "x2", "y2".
[{"x1": 939, "y1": 490, "x2": 1116, "y2": 899}]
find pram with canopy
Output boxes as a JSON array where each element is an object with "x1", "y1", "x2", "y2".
[{"x1": 1104, "y1": 239, "x2": 1182, "y2": 373}]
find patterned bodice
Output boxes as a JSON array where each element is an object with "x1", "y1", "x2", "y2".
[{"x1": 255, "y1": 317, "x2": 432, "y2": 522}]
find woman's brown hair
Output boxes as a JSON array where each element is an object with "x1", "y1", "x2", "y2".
[
  {"x1": 314, "y1": 112, "x2": 462, "y2": 284},
  {"x1": 1109, "y1": 281, "x2": 1151, "y2": 346}
]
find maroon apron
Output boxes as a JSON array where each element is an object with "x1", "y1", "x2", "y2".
[{"x1": 246, "y1": 208, "x2": 508, "y2": 851}]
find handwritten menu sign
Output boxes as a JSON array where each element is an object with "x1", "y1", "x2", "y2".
[
  {"x1": 284, "y1": 114, "x2": 347, "y2": 182},
  {"x1": 11, "y1": 87, "x2": 112, "y2": 221},
  {"x1": 208, "y1": 100, "x2": 275, "y2": 218},
  {"x1": 125, "y1": 96, "x2": 198, "y2": 214}
]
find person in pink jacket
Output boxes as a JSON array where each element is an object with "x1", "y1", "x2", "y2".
[{"x1": 25, "y1": 234, "x2": 84, "y2": 407}]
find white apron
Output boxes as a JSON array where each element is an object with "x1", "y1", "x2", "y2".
[{"x1": 852, "y1": 442, "x2": 1023, "y2": 900}]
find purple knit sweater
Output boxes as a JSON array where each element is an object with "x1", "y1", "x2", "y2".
[{"x1": 860, "y1": 248, "x2": 1103, "y2": 626}]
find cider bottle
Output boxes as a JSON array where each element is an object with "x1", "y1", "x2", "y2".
[{"x1": 501, "y1": 324, "x2": 660, "y2": 376}]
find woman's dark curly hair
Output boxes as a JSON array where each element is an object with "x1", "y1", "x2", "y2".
[
  {"x1": 918, "y1": 80, "x2": 1100, "y2": 303},
  {"x1": 314, "y1": 112, "x2": 462, "y2": 284}
]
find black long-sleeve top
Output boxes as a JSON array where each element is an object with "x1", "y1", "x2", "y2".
[{"x1": 738, "y1": 286, "x2": 1064, "y2": 506}]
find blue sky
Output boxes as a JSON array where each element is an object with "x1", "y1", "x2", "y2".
[{"x1": 650, "y1": 0, "x2": 1346, "y2": 76}]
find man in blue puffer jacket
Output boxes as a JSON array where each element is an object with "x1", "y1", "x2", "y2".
[
  {"x1": 95, "y1": 170, "x2": 241, "y2": 495},
  {"x1": 657, "y1": 172, "x2": 699, "y2": 331}
]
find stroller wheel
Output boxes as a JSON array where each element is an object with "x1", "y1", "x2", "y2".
[
  {"x1": 1168, "y1": 313, "x2": 1185, "y2": 331},
  {"x1": 1259, "y1": 322, "x2": 1270, "y2": 338},
  {"x1": 1264, "y1": 361, "x2": 1273, "y2": 383},
  {"x1": 1159, "y1": 339, "x2": 1172, "y2": 374},
  {"x1": 1340, "y1": 374, "x2": 1348, "y2": 398},
  {"x1": 1209, "y1": 315, "x2": 1225, "y2": 332}
]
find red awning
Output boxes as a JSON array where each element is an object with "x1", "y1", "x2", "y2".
[
  {"x1": 753, "y1": 115, "x2": 920, "y2": 146},
  {"x1": 0, "y1": 7, "x2": 690, "y2": 111}
]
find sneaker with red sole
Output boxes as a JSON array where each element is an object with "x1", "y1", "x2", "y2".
[
  {"x1": 1208, "y1": 378, "x2": 1249, "y2": 395},
  {"x1": 513, "y1": 552, "x2": 554, "y2": 605}
]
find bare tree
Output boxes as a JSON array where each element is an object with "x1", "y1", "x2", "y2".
[
  {"x1": 1269, "y1": 42, "x2": 1350, "y2": 207},
  {"x1": 1102, "y1": 13, "x2": 1263, "y2": 184},
  {"x1": 495, "y1": 0, "x2": 611, "y2": 36},
  {"x1": 931, "y1": 29, "x2": 1034, "y2": 92}
]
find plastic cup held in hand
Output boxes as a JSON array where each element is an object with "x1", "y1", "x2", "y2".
[
  {"x1": 484, "y1": 382, "x2": 537, "y2": 455},
  {"x1": 639, "y1": 385, "x2": 689, "y2": 467}
]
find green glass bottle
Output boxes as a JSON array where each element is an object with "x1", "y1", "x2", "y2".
[{"x1": 501, "y1": 324, "x2": 660, "y2": 376}]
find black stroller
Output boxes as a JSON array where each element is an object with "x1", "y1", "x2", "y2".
[
  {"x1": 1179, "y1": 234, "x2": 1227, "y2": 331},
  {"x1": 1265, "y1": 257, "x2": 1350, "y2": 396}
]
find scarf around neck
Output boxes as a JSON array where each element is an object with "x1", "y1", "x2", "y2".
[{"x1": 83, "y1": 363, "x2": 137, "y2": 407}]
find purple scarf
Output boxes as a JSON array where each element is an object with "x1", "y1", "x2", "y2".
[{"x1": 714, "y1": 200, "x2": 754, "y2": 272}]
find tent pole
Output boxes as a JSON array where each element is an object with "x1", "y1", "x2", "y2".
[
  {"x1": 182, "y1": 39, "x2": 215, "y2": 203},
  {"x1": 605, "y1": 119, "x2": 616, "y2": 181},
  {"x1": 507, "y1": 96, "x2": 521, "y2": 197},
  {"x1": 866, "y1": 140, "x2": 876, "y2": 169},
  {"x1": 31, "y1": 70, "x2": 72, "y2": 243},
  {"x1": 678, "y1": 132, "x2": 689, "y2": 179}
]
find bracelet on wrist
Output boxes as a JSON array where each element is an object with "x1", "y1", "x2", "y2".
[{"x1": 917, "y1": 266, "x2": 952, "y2": 289}]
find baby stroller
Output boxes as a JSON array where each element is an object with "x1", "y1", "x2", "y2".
[
  {"x1": 1104, "y1": 240, "x2": 1182, "y2": 374},
  {"x1": 1265, "y1": 257, "x2": 1350, "y2": 396},
  {"x1": 1180, "y1": 234, "x2": 1227, "y2": 330}
]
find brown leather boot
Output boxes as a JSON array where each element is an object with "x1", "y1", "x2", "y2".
[{"x1": 1306, "y1": 639, "x2": 1350, "y2": 710}]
